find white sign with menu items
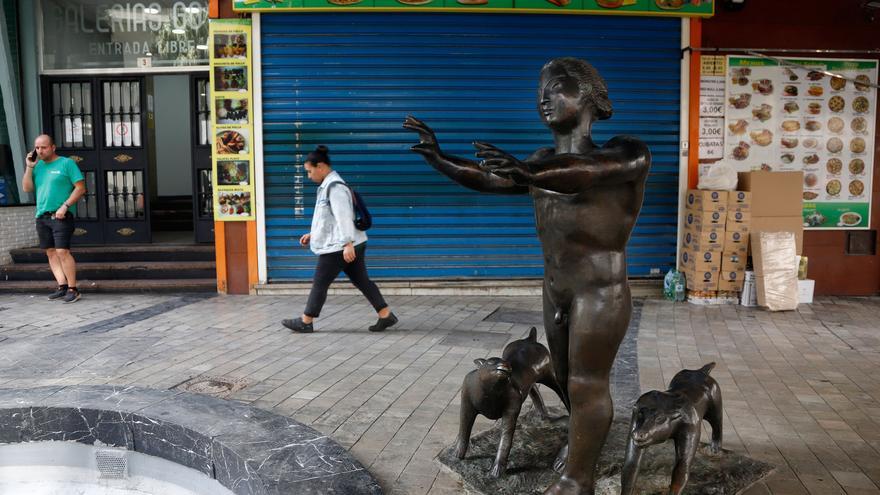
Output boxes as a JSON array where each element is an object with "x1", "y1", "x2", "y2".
[{"x1": 724, "y1": 56, "x2": 877, "y2": 230}]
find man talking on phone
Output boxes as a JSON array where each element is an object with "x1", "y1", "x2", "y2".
[{"x1": 22, "y1": 134, "x2": 86, "y2": 303}]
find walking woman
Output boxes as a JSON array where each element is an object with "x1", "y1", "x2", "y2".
[{"x1": 282, "y1": 146, "x2": 398, "y2": 333}]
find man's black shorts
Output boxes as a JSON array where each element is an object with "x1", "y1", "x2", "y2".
[{"x1": 36, "y1": 213, "x2": 75, "y2": 250}]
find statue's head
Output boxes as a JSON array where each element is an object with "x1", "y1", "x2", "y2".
[
  {"x1": 538, "y1": 58, "x2": 613, "y2": 132},
  {"x1": 473, "y1": 358, "x2": 512, "y2": 381},
  {"x1": 629, "y1": 391, "x2": 686, "y2": 446}
]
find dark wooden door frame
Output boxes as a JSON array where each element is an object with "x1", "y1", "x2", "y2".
[
  {"x1": 190, "y1": 73, "x2": 214, "y2": 244},
  {"x1": 41, "y1": 76, "x2": 151, "y2": 245}
]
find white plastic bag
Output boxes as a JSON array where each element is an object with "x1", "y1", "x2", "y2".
[{"x1": 698, "y1": 162, "x2": 738, "y2": 191}]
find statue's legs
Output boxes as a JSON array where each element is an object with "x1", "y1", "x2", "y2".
[{"x1": 545, "y1": 283, "x2": 631, "y2": 495}]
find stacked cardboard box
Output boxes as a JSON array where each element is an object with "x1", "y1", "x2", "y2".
[
  {"x1": 680, "y1": 190, "x2": 726, "y2": 292},
  {"x1": 680, "y1": 189, "x2": 752, "y2": 293},
  {"x1": 720, "y1": 191, "x2": 751, "y2": 292},
  {"x1": 737, "y1": 171, "x2": 804, "y2": 254}
]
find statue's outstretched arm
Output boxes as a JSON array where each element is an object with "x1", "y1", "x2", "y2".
[
  {"x1": 525, "y1": 137, "x2": 650, "y2": 194},
  {"x1": 404, "y1": 116, "x2": 528, "y2": 195}
]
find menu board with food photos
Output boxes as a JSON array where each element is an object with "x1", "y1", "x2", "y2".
[
  {"x1": 209, "y1": 19, "x2": 255, "y2": 222},
  {"x1": 725, "y1": 56, "x2": 877, "y2": 230}
]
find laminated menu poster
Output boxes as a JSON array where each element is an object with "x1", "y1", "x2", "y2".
[
  {"x1": 724, "y1": 56, "x2": 877, "y2": 230},
  {"x1": 209, "y1": 19, "x2": 255, "y2": 222}
]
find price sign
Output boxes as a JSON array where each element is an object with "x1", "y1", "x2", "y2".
[
  {"x1": 699, "y1": 75, "x2": 725, "y2": 117},
  {"x1": 699, "y1": 117, "x2": 724, "y2": 159},
  {"x1": 700, "y1": 55, "x2": 725, "y2": 76}
]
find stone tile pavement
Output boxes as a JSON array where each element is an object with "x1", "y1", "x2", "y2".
[{"x1": 1, "y1": 292, "x2": 880, "y2": 494}]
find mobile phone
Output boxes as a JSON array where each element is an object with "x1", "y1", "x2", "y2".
[{"x1": 29, "y1": 149, "x2": 37, "y2": 161}]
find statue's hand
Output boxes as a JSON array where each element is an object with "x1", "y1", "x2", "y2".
[
  {"x1": 403, "y1": 115, "x2": 441, "y2": 157},
  {"x1": 474, "y1": 141, "x2": 532, "y2": 184}
]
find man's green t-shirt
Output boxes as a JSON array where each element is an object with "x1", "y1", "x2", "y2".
[{"x1": 33, "y1": 156, "x2": 84, "y2": 217}]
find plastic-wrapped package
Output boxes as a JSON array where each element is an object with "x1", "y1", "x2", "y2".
[
  {"x1": 698, "y1": 162, "x2": 738, "y2": 191},
  {"x1": 752, "y1": 231, "x2": 799, "y2": 311}
]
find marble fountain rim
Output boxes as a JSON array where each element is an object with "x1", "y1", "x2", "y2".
[{"x1": 0, "y1": 385, "x2": 383, "y2": 495}]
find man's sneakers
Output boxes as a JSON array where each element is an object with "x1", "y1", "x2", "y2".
[
  {"x1": 62, "y1": 288, "x2": 81, "y2": 304},
  {"x1": 48, "y1": 286, "x2": 68, "y2": 300},
  {"x1": 369, "y1": 312, "x2": 399, "y2": 332},
  {"x1": 282, "y1": 317, "x2": 314, "y2": 333},
  {"x1": 49, "y1": 285, "x2": 80, "y2": 303}
]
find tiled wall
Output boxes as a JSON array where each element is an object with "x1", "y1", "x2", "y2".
[{"x1": 0, "y1": 206, "x2": 37, "y2": 265}]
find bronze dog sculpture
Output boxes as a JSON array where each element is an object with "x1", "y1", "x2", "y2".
[
  {"x1": 455, "y1": 357, "x2": 523, "y2": 477},
  {"x1": 455, "y1": 327, "x2": 566, "y2": 477},
  {"x1": 501, "y1": 326, "x2": 566, "y2": 419},
  {"x1": 621, "y1": 362, "x2": 723, "y2": 495}
]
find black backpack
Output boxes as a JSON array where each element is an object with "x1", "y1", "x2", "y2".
[{"x1": 330, "y1": 182, "x2": 372, "y2": 231}]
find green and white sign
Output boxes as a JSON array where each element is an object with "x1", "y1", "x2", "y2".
[
  {"x1": 231, "y1": 0, "x2": 713, "y2": 16},
  {"x1": 724, "y1": 56, "x2": 877, "y2": 230}
]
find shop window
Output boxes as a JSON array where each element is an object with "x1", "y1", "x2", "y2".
[
  {"x1": 102, "y1": 82, "x2": 142, "y2": 148},
  {"x1": 105, "y1": 170, "x2": 144, "y2": 220},
  {"x1": 196, "y1": 169, "x2": 213, "y2": 218},
  {"x1": 51, "y1": 82, "x2": 94, "y2": 149},
  {"x1": 0, "y1": 87, "x2": 20, "y2": 205},
  {"x1": 74, "y1": 171, "x2": 98, "y2": 220}
]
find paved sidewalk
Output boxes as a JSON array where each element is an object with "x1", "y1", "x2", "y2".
[{"x1": 1, "y1": 292, "x2": 879, "y2": 494}]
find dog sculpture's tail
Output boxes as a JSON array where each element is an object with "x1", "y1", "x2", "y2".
[{"x1": 527, "y1": 326, "x2": 538, "y2": 341}]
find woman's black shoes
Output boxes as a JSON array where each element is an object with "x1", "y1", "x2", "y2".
[
  {"x1": 284, "y1": 314, "x2": 397, "y2": 333},
  {"x1": 369, "y1": 312, "x2": 398, "y2": 332},
  {"x1": 282, "y1": 318, "x2": 314, "y2": 333}
]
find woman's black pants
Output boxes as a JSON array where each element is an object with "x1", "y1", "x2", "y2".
[{"x1": 304, "y1": 243, "x2": 387, "y2": 318}]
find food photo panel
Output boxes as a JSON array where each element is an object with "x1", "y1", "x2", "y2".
[
  {"x1": 214, "y1": 32, "x2": 248, "y2": 60},
  {"x1": 217, "y1": 191, "x2": 253, "y2": 218},
  {"x1": 217, "y1": 160, "x2": 251, "y2": 186},
  {"x1": 215, "y1": 98, "x2": 249, "y2": 124},
  {"x1": 215, "y1": 66, "x2": 249, "y2": 92},
  {"x1": 215, "y1": 128, "x2": 250, "y2": 155}
]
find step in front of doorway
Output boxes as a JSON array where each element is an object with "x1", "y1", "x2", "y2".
[
  {"x1": 255, "y1": 279, "x2": 662, "y2": 297},
  {"x1": 0, "y1": 279, "x2": 217, "y2": 293},
  {"x1": 0, "y1": 261, "x2": 215, "y2": 281},
  {"x1": 10, "y1": 245, "x2": 215, "y2": 264}
]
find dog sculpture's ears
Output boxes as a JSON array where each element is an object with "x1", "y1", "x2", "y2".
[
  {"x1": 474, "y1": 358, "x2": 487, "y2": 367},
  {"x1": 528, "y1": 327, "x2": 537, "y2": 341}
]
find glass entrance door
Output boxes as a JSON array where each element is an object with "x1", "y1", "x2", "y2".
[{"x1": 42, "y1": 76, "x2": 150, "y2": 244}]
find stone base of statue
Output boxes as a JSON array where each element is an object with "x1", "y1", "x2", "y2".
[{"x1": 438, "y1": 405, "x2": 774, "y2": 495}]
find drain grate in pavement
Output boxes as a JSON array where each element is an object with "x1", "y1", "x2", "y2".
[
  {"x1": 438, "y1": 330, "x2": 511, "y2": 349},
  {"x1": 173, "y1": 375, "x2": 248, "y2": 398},
  {"x1": 483, "y1": 308, "x2": 543, "y2": 325}
]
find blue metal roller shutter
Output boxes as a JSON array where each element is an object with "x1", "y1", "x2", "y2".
[{"x1": 262, "y1": 13, "x2": 680, "y2": 280}]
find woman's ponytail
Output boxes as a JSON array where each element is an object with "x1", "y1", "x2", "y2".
[{"x1": 307, "y1": 145, "x2": 331, "y2": 166}]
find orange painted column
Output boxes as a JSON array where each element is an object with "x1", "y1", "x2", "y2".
[
  {"x1": 210, "y1": 0, "x2": 258, "y2": 294},
  {"x1": 687, "y1": 18, "x2": 702, "y2": 189},
  {"x1": 214, "y1": 222, "x2": 228, "y2": 293}
]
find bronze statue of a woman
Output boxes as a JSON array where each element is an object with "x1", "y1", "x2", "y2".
[{"x1": 404, "y1": 57, "x2": 650, "y2": 495}]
